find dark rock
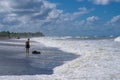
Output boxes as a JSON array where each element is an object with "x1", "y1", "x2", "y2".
[{"x1": 32, "y1": 50, "x2": 41, "y2": 54}]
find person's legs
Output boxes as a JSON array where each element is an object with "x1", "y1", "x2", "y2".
[
  {"x1": 26, "y1": 48, "x2": 30, "y2": 53},
  {"x1": 26, "y1": 48, "x2": 29, "y2": 56}
]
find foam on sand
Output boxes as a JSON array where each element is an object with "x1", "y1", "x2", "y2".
[
  {"x1": 114, "y1": 36, "x2": 120, "y2": 42},
  {"x1": 33, "y1": 37, "x2": 120, "y2": 80}
]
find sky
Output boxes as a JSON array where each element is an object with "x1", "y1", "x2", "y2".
[{"x1": 0, "y1": 0, "x2": 120, "y2": 37}]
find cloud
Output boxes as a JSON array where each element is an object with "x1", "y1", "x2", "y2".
[
  {"x1": 59, "y1": 7, "x2": 89, "y2": 22},
  {"x1": 75, "y1": 16, "x2": 99, "y2": 26},
  {"x1": 39, "y1": 7, "x2": 91, "y2": 36},
  {"x1": 0, "y1": 0, "x2": 62, "y2": 32},
  {"x1": 90, "y1": 0, "x2": 110, "y2": 5},
  {"x1": 106, "y1": 15, "x2": 120, "y2": 26},
  {"x1": 0, "y1": 0, "x2": 90, "y2": 35},
  {"x1": 47, "y1": 16, "x2": 100, "y2": 36},
  {"x1": 110, "y1": 15, "x2": 120, "y2": 23},
  {"x1": 0, "y1": 0, "x2": 14, "y2": 12},
  {"x1": 89, "y1": 0, "x2": 120, "y2": 5},
  {"x1": 0, "y1": 0, "x2": 118, "y2": 36},
  {"x1": 86, "y1": 16, "x2": 99, "y2": 24},
  {"x1": 87, "y1": 16, "x2": 99, "y2": 22},
  {"x1": 77, "y1": 0, "x2": 120, "y2": 5}
]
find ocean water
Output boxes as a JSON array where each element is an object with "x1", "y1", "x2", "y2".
[{"x1": 32, "y1": 36, "x2": 120, "y2": 80}]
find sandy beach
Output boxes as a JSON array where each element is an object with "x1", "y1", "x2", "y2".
[{"x1": 0, "y1": 38, "x2": 78, "y2": 76}]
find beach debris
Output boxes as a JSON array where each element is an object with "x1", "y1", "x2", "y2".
[{"x1": 32, "y1": 50, "x2": 41, "y2": 54}]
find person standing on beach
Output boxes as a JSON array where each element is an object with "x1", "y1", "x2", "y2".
[{"x1": 25, "y1": 38, "x2": 30, "y2": 56}]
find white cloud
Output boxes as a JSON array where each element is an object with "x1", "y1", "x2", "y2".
[
  {"x1": 47, "y1": 9, "x2": 62, "y2": 20},
  {"x1": 72, "y1": 16, "x2": 100, "y2": 32},
  {"x1": 0, "y1": 0, "x2": 63, "y2": 32},
  {"x1": 75, "y1": 16, "x2": 99, "y2": 26},
  {"x1": 59, "y1": 7, "x2": 89, "y2": 22},
  {"x1": 1, "y1": 0, "x2": 118, "y2": 36},
  {"x1": 92, "y1": 0, "x2": 109, "y2": 5},
  {"x1": 39, "y1": 7, "x2": 91, "y2": 36},
  {"x1": 106, "y1": 15, "x2": 120, "y2": 25},
  {"x1": 88, "y1": 0, "x2": 120, "y2": 5},
  {"x1": 111, "y1": 15, "x2": 120, "y2": 23},
  {"x1": 86, "y1": 16, "x2": 99, "y2": 23},
  {"x1": 43, "y1": 0, "x2": 56, "y2": 8},
  {"x1": 0, "y1": 0, "x2": 14, "y2": 12}
]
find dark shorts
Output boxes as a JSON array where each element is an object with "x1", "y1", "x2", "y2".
[{"x1": 26, "y1": 45, "x2": 30, "y2": 48}]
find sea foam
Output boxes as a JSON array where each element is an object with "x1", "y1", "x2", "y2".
[
  {"x1": 114, "y1": 36, "x2": 120, "y2": 42},
  {"x1": 32, "y1": 37, "x2": 87, "y2": 55}
]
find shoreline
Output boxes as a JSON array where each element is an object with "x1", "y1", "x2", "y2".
[
  {"x1": 0, "y1": 38, "x2": 78, "y2": 76},
  {"x1": 0, "y1": 37, "x2": 119, "y2": 80}
]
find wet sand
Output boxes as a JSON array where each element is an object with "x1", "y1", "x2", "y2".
[{"x1": 0, "y1": 38, "x2": 78, "y2": 75}]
